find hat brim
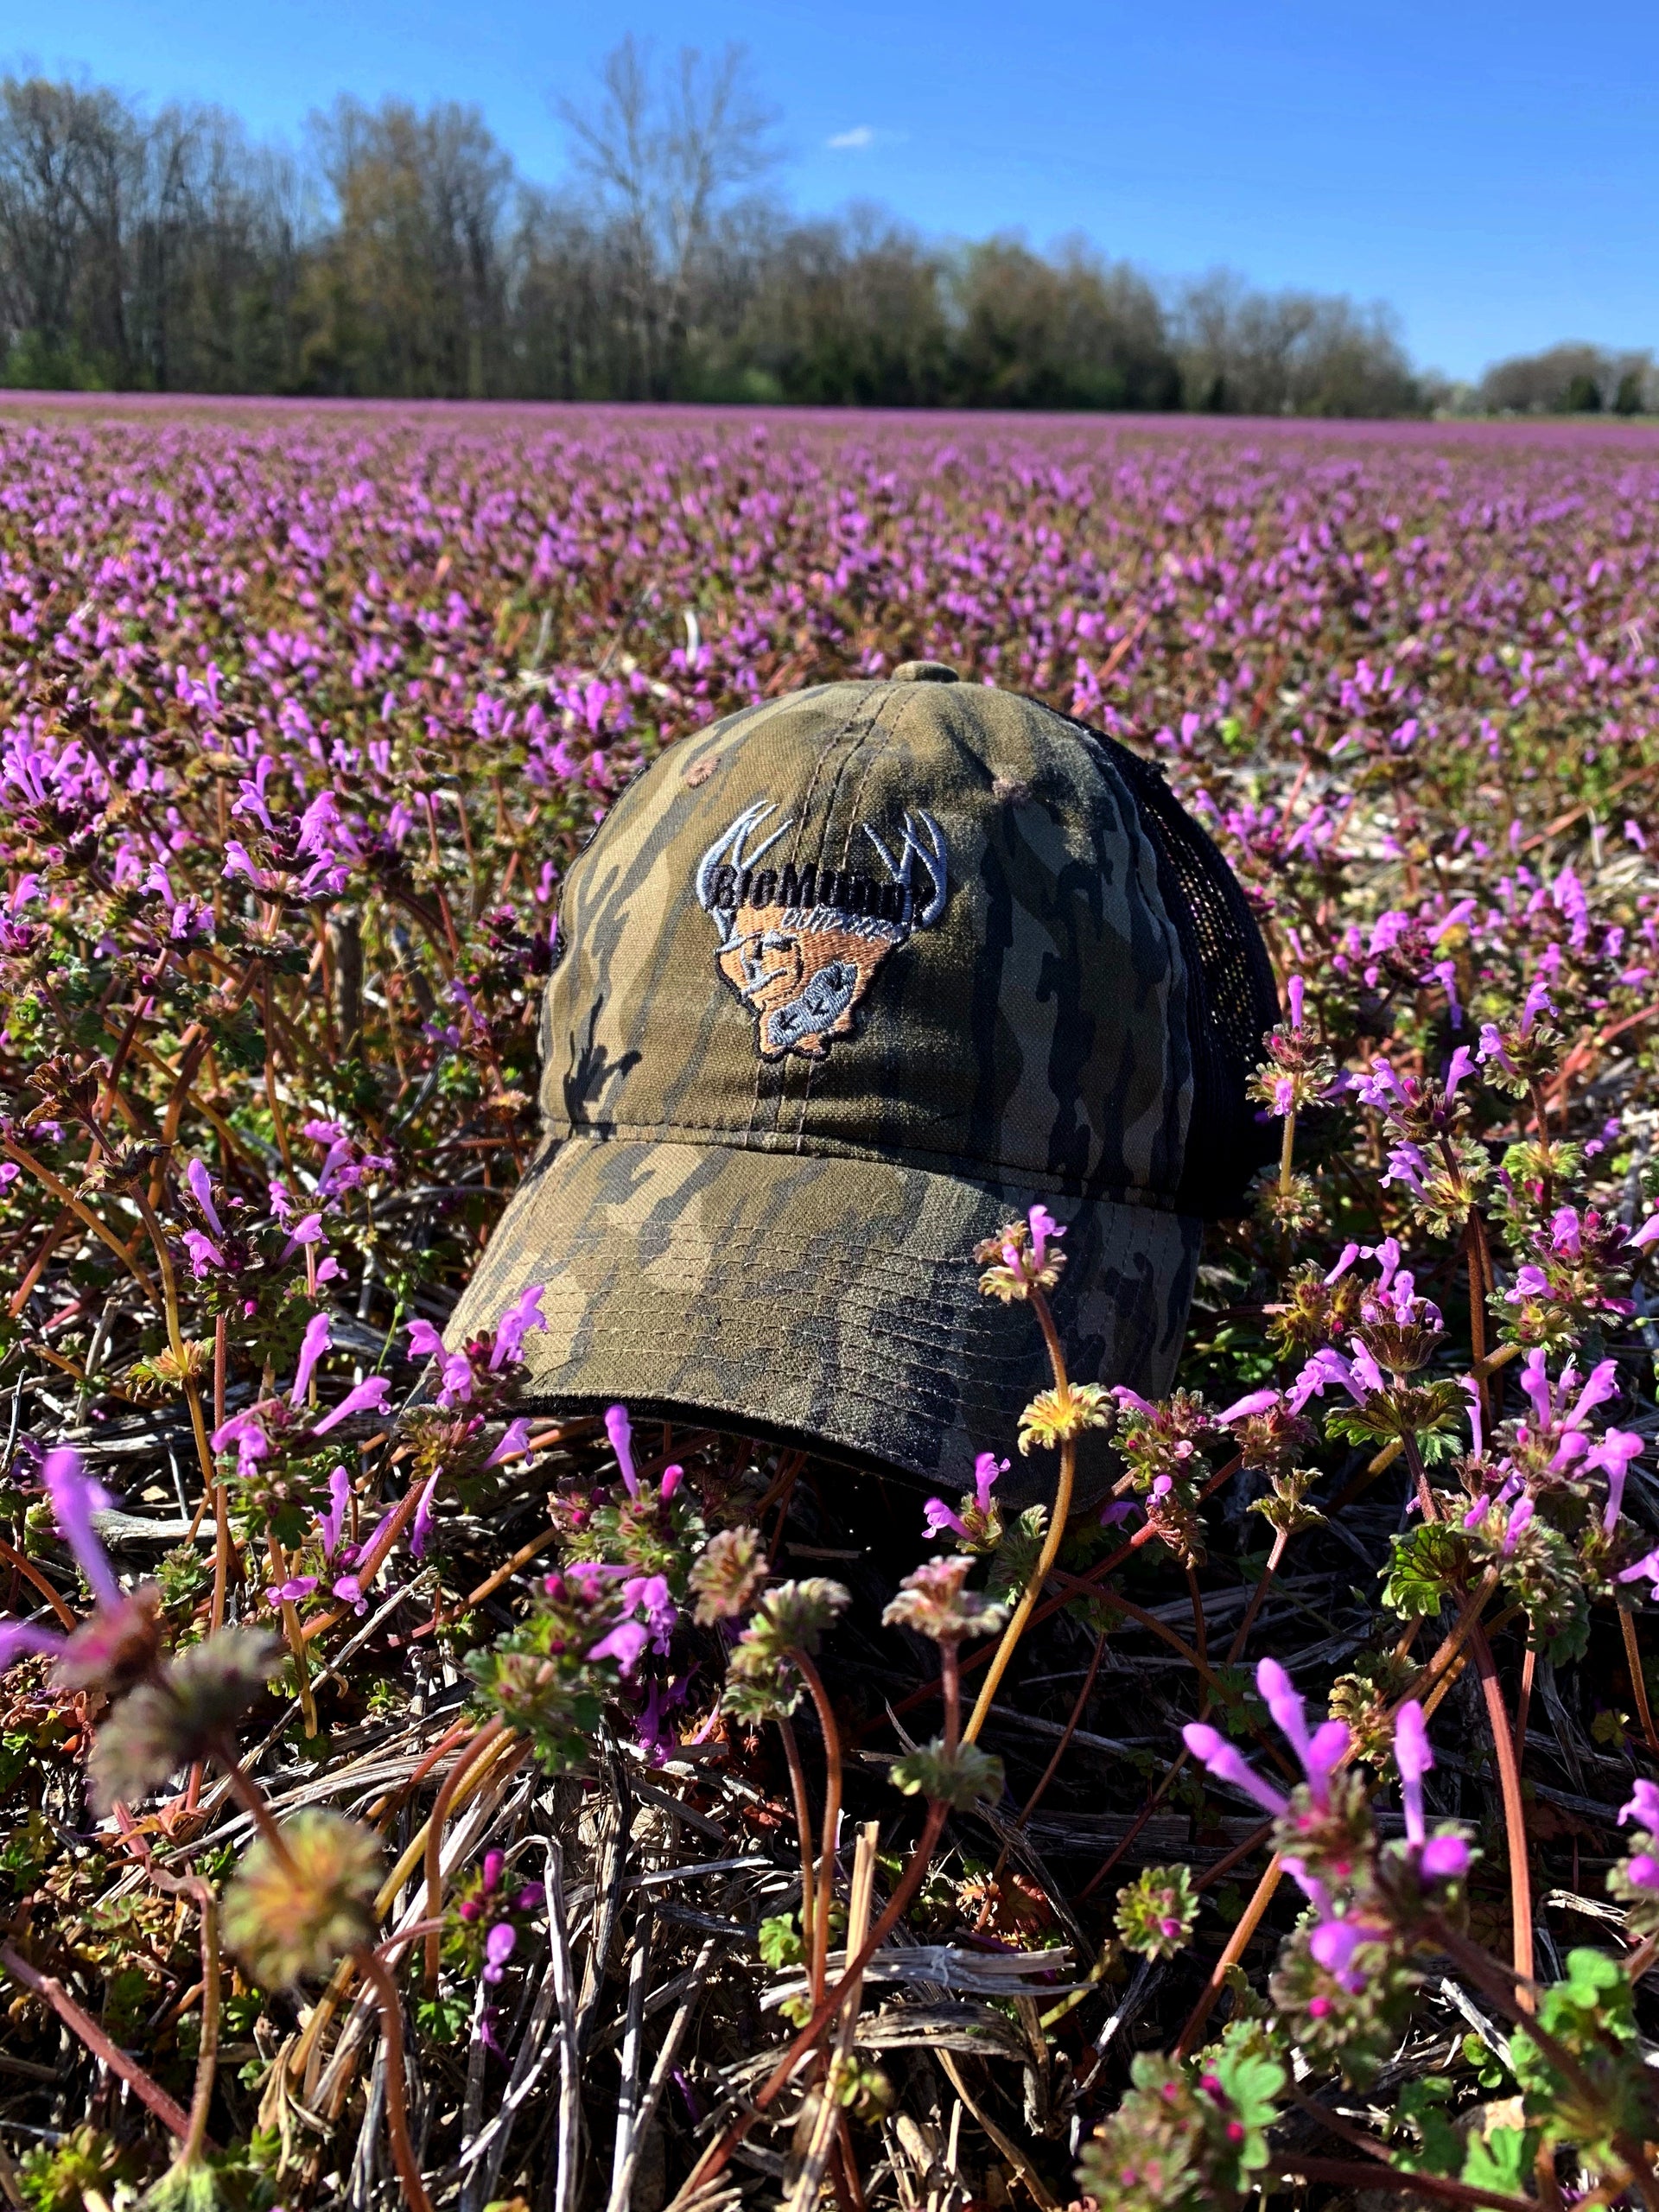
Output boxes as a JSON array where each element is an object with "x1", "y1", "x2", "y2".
[{"x1": 444, "y1": 1136, "x2": 1201, "y2": 1503}]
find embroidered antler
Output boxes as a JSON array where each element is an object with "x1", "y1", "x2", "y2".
[
  {"x1": 863, "y1": 810, "x2": 948, "y2": 931},
  {"x1": 695, "y1": 803, "x2": 792, "y2": 943}
]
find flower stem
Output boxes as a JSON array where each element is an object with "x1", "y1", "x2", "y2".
[
  {"x1": 1470, "y1": 1620, "x2": 1535, "y2": 2004},
  {"x1": 355, "y1": 1944, "x2": 435, "y2": 2212},
  {"x1": 423, "y1": 1716, "x2": 510, "y2": 1998},
  {"x1": 181, "y1": 1879, "x2": 220, "y2": 2164},
  {"x1": 266, "y1": 1532, "x2": 319, "y2": 1738},
  {"x1": 670, "y1": 1800, "x2": 949, "y2": 2209},
  {"x1": 1279, "y1": 1104, "x2": 1297, "y2": 1195},
  {"x1": 777, "y1": 1715, "x2": 818, "y2": 1986},
  {"x1": 1227, "y1": 1526, "x2": 1289, "y2": 1666},
  {"x1": 791, "y1": 1647, "x2": 843, "y2": 2012},
  {"x1": 963, "y1": 1281, "x2": 1074, "y2": 1745},
  {"x1": 1620, "y1": 1605, "x2": 1659, "y2": 1758},
  {"x1": 1174, "y1": 1855, "x2": 1285, "y2": 2058},
  {"x1": 0, "y1": 1940, "x2": 193, "y2": 2141},
  {"x1": 214, "y1": 1743, "x2": 298, "y2": 1873}
]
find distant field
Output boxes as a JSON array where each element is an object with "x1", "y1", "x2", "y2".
[{"x1": 3, "y1": 398, "x2": 1659, "y2": 2209}]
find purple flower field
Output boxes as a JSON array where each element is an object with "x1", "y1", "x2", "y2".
[{"x1": 3, "y1": 397, "x2": 1659, "y2": 2209}]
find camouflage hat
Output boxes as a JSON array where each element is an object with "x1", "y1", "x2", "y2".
[{"x1": 448, "y1": 664, "x2": 1278, "y2": 1497}]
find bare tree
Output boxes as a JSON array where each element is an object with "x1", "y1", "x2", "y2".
[
  {"x1": 0, "y1": 76, "x2": 140, "y2": 382},
  {"x1": 1170, "y1": 270, "x2": 1420, "y2": 416},
  {"x1": 556, "y1": 36, "x2": 778, "y2": 395}
]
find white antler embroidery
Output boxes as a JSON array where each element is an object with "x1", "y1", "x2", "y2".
[
  {"x1": 694, "y1": 803, "x2": 793, "y2": 942},
  {"x1": 863, "y1": 810, "x2": 949, "y2": 931}
]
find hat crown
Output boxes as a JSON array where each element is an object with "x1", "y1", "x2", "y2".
[{"x1": 543, "y1": 678, "x2": 1196, "y2": 1208}]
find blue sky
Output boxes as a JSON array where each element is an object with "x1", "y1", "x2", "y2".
[{"x1": 7, "y1": 0, "x2": 1656, "y2": 381}]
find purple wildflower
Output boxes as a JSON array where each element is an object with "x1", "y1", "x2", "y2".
[
  {"x1": 290, "y1": 1311, "x2": 332, "y2": 1406},
  {"x1": 606, "y1": 1402, "x2": 639, "y2": 1497}
]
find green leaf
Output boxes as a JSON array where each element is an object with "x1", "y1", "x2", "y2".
[
  {"x1": 758, "y1": 1913, "x2": 803, "y2": 1968},
  {"x1": 1394, "y1": 2079, "x2": 1461, "y2": 2177},
  {"x1": 1459, "y1": 2125, "x2": 1533, "y2": 2205},
  {"x1": 1382, "y1": 1523, "x2": 1471, "y2": 1619}
]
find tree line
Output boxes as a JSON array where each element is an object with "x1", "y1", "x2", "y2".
[{"x1": 0, "y1": 47, "x2": 1648, "y2": 417}]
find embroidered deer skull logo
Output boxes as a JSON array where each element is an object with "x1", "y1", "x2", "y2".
[{"x1": 695, "y1": 803, "x2": 949, "y2": 1060}]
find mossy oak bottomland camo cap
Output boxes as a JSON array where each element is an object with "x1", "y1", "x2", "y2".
[{"x1": 448, "y1": 664, "x2": 1278, "y2": 1498}]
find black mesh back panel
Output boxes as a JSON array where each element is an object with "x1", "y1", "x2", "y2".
[{"x1": 1054, "y1": 711, "x2": 1281, "y2": 1219}]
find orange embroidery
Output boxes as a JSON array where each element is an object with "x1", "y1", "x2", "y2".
[{"x1": 695, "y1": 803, "x2": 948, "y2": 1060}]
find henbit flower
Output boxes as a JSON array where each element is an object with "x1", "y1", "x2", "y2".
[
  {"x1": 1308, "y1": 1916, "x2": 1370, "y2": 1986},
  {"x1": 185, "y1": 1156, "x2": 224, "y2": 1238},
  {"x1": 658, "y1": 1462, "x2": 684, "y2": 1501},
  {"x1": 1287, "y1": 975, "x2": 1306, "y2": 1031},
  {"x1": 182, "y1": 1229, "x2": 226, "y2": 1277},
  {"x1": 268, "y1": 1573, "x2": 320, "y2": 1604},
  {"x1": 923, "y1": 1496, "x2": 969, "y2": 1543},
  {"x1": 212, "y1": 1408, "x2": 271, "y2": 1478},
  {"x1": 1502, "y1": 1497, "x2": 1534, "y2": 1554},
  {"x1": 1627, "y1": 1855, "x2": 1659, "y2": 1891},
  {"x1": 1444, "y1": 1045, "x2": 1475, "y2": 1098},
  {"x1": 1027, "y1": 1203, "x2": 1063, "y2": 1271},
  {"x1": 1325, "y1": 1242, "x2": 1363, "y2": 1284},
  {"x1": 290, "y1": 1311, "x2": 332, "y2": 1406},
  {"x1": 1476, "y1": 1022, "x2": 1516, "y2": 1077},
  {"x1": 1393, "y1": 1700, "x2": 1435, "y2": 1843},
  {"x1": 435, "y1": 1351, "x2": 474, "y2": 1408},
  {"x1": 1421, "y1": 1834, "x2": 1471, "y2": 1879},
  {"x1": 1431, "y1": 959, "x2": 1463, "y2": 1028},
  {"x1": 1619, "y1": 1778, "x2": 1659, "y2": 1830},
  {"x1": 1520, "y1": 978, "x2": 1555, "y2": 1036},
  {"x1": 974, "y1": 1453, "x2": 1007, "y2": 1512},
  {"x1": 606, "y1": 1403, "x2": 639, "y2": 1498},
  {"x1": 620, "y1": 1572, "x2": 677, "y2": 1653},
  {"x1": 1217, "y1": 1388, "x2": 1281, "y2": 1425},
  {"x1": 1181, "y1": 1723, "x2": 1289, "y2": 1819},
  {"x1": 1591, "y1": 1428, "x2": 1644, "y2": 1534},
  {"x1": 42, "y1": 1448, "x2": 119, "y2": 1610},
  {"x1": 279, "y1": 1211, "x2": 324, "y2": 1260},
  {"x1": 1255, "y1": 1658, "x2": 1348, "y2": 1808},
  {"x1": 0, "y1": 1455, "x2": 162, "y2": 1686},
  {"x1": 411, "y1": 1473, "x2": 442, "y2": 1559},
  {"x1": 486, "y1": 1416, "x2": 533, "y2": 1468},
  {"x1": 588, "y1": 1618, "x2": 651, "y2": 1675},
  {"x1": 483, "y1": 1920, "x2": 517, "y2": 1983},
  {"x1": 1459, "y1": 1375, "x2": 1484, "y2": 1460},
  {"x1": 1567, "y1": 1359, "x2": 1621, "y2": 1427},
  {"x1": 407, "y1": 1318, "x2": 444, "y2": 1361},
  {"x1": 1518, "y1": 1349, "x2": 1553, "y2": 1430},
  {"x1": 311, "y1": 1376, "x2": 391, "y2": 1434},
  {"x1": 319, "y1": 1464, "x2": 352, "y2": 1560},
  {"x1": 490, "y1": 1282, "x2": 548, "y2": 1370}
]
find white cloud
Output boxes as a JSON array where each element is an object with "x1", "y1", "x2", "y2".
[{"x1": 827, "y1": 125, "x2": 877, "y2": 150}]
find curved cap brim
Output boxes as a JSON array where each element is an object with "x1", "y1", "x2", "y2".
[{"x1": 446, "y1": 1136, "x2": 1201, "y2": 1504}]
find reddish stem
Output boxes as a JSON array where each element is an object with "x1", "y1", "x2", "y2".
[
  {"x1": 1470, "y1": 1622, "x2": 1535, "y2": 2004},
  {"x1": 1, "y1": 1940, "x2": 193, "y2": 2140},
  {"x1": 355, "y1": 1946, "x2": 435, "y2": 2212},
  {"x1": 423, "y1": 1716, "x2": 509, "y2": 1997},
  {"x1": 791, "y1": 1647, "x2": 843, "y2": 2011}
]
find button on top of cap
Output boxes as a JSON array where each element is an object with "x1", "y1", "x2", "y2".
[{"x1": 890, "y1": 659, "x2": 959, "y2": 683}]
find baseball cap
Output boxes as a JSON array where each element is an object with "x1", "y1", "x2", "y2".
[{"x1": 446, "y1": 664, "x2": 1279, "y2": 1497}]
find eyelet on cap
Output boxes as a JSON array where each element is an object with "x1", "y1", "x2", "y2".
[{"x1": 889, "y1": 660, "x2": 960, "y2": 683}]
